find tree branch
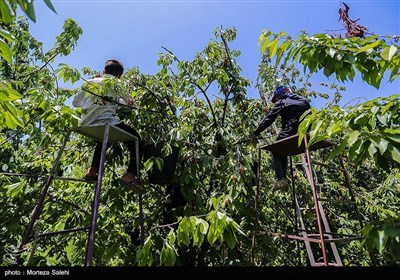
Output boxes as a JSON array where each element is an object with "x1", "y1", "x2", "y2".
[{"x1": 161, "y1": 46, "x2": 219, "y2": 128}]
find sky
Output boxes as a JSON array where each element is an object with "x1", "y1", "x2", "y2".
[{"x1": 24, "y1": 0, "x2": 400, "y2": 108}]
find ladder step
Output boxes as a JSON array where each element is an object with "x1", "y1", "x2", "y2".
[
  {"x1": 54, "y1": 176, "x2": 97, "y2": 183},
  {"x1": 299, "y1": 207, "x2": 313, "y2": 212},
  {"x1": 324, "y1": 236, "x2": 362, "y2": 243},
  {"x1": 30, "y1": 227, "x2": 90, "y2": 238},
  {"x1": 298, "y1": 233, "x2": 362, "y2": 243},
  {"x1": 300, "y1": 230, "x2": 361, "y2": 238},
  {"x1": 313, "y1": 262, "x2": 342, "y2": 267},
  {"x1": 317, "y1": 198, "x2": 355, "y2": 204},
  {"x1": 270, "y1": 232, "x2": 322, "y2": 243}
]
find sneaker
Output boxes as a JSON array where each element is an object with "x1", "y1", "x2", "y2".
[
  {"x1": 272, "y1": 179, "x2": 289, "y2": 192},
  {"x1": 83, "y1": 167, "x2": 98, "y2": 181},
  {"x1": 120, "y1": 173, "x2": 144, "y2": 194}
]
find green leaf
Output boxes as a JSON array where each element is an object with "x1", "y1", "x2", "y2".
[
  {"x1": 348, "y1": 139, "x2": 363, "y2": 162},
  {"x1": 0, "y1": 29, "x2": 14, "y2": 42},
  {"x1": 330, "y1": 138, "x2": 348, "y2": 158},
  {"x1": 357, "y1": 40, "x2": 381, "y2": 54},
  {"x1": 370, "y1": 136, "x2": 389, "y2": 155},
  {"x1": 364, "y1": 228, "x2": 379, "y2": 251},
  {"x1": 143, "y1": 159, "x2": 154, "y2": 172},
  {"x1": 139, "y1": 236, "x2": 153, "y2": 266},
  {"x1": 323, "y1": 65, "x2": 334, "y2": 77},
  {"x1": 0, "y1": 88, "x2": 22, "y2": 101},
  {"x1": 4, "y1": 111, "x2": 24, "y2": 129},
  {"x1": 326, "y1": 122, "x2": 341, "y2": 138},
  {"x1": 380, "y1": 45, "x2": 397, "y2": 61},
  {"x1": 44, "y1": 0, "x2": 57, "y2": 14},
  {"x1": 18, "y1": 0, "x2": 37, "y2": 22},
  {"x1": 377, "y1": 230, "x2": 388, "y2": 253},
  {"x1": 258, "y1": 30, "x2": 272, "y2": 53},
  {"x1": 389, "y1": 241, "x2": 400, "y2": 259},
  {"x1": 347, "y1": 131, "x2": 361, "y2": 146},
  {"x1": 160, "y1": 247, "x2": 166, "y2": 264},
  {"x1": 376, "y1": 113, "x2": 390, "y2": 126},
  {"x1": 344, "y1": 53, "x2": 356, "y2": 64},
  {"x1": 384, "y1": 128, "x2": 400, "y2": 135},
  {"x1": 0, "y1": 39, "x2": 12, "y2": 63},
  {"x1": 386, "y1": 134, "x2": 400, "y2": 144},
  {"x1": 55, "y1": 63, "x2": 81, "y2": 84},
  {"x1": 177, "y1": 218, "x2": 191, "y2": 246},
  {"x1": 164, "y1": 243, "x2": 176, "y2": 266},
  {"x1": 155, "y1": 158, "x2": 163, "y2": 171},
  {"x1": 6, "y1": 182, "x2": 23, "y2": 198},
  {"x1": 308, "y1": 135, "x2": 328, "y2": 147},
  {"x1": 167, "y1": 228, "x2": 176, "y2": 245},
  {"x1": 309, "y1": 119, "x2": 323, "y2": 139},
  {"x1": 385, "y1": 223, "x2": 400, "y2": 238},
  {"x1": 223, "y1": 228, "x2": 236, "y2": 249},
  {"x1": 368, "y1": 142, "x2": 378, "y2": 158},
  {"x1": 60, "y1": 105, "x2": 75, "y2": 114},
  {"x1": 370, "y1": 105, "x2": 379, "y2": 115},
  {"x1": 267, "y1": 38, "x2": 279, "y2": 58},
  {"x1": 0, "y1": 0, "x2": 14, "y2": 24},
  {"x1": 196, "y1": 217, "x2": 209, "y2": 234},
  {"x1": 193, "y1": 225, "x2": 205, "y2": 248},
  {"x1": 390, "y1": 145, "x2": 400, "y2": 164}
]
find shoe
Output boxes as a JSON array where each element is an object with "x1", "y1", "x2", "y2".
[
  {"x1": 120, "y1": 173, "x2": 144, "y2": 194},
  {"x1": 83, "y1": 167, "x2": 98, "y2": 181},
  {"x1": 272, "y1": 179, "x2": 289, "y2": 192}
]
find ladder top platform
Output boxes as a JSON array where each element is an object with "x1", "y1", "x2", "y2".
[
  {"x1": 260, "y1": 134, "x2": 335, "y2": 156},
  {"x1": 72, "y1": 125, "x2": 138, "y2": 143}
]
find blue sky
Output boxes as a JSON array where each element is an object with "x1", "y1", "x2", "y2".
[{"x1": 26, "y1": 0, "x2": 399, "y2": 108}]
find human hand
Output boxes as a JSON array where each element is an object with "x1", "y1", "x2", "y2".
[{"x1": 126, "y1": 98, "x2": 136, "y2": 106}]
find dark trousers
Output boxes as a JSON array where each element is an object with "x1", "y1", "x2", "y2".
[
  {"x1": 90, "y1": 122, "x2": 142, "y2": 176},
  {"x1": 271, "y1": 152, "x2": 288, "y2": 181}
]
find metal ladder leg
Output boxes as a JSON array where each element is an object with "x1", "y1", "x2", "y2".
[
  {"x1": 289, "y1": 156, "x2": 303, "y2": 266},
  {"x1": 17, "y1": 129, "x2": 72, "y2": 265},
  {"x1": 84, "y1": 124, "x2": 110, "y2": 266},
  {"x1": 303, "y1": 134, "x2": 329, "y2": 266},
  {"x1": 135, "y1": 138, "x2": 145, "y2": 245}
]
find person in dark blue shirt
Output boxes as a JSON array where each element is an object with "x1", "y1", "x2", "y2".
[{"x1": 251, "y1": 85, "x2": 311, "y2": 191}]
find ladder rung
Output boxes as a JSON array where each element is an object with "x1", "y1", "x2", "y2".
[
  {"x1": 317, "y1": 198, "x2": 355, "y2": 204},
  {"x1": 313, "y1": 262, "x2": 342, "y2": 267},
  {"x1": 31, "y1": 227, "x2": 90, "y2": 238},
  {"x1": 324, "y1": 236, "x2": 362, "y2": 243},
  {"x1": 270, "y1": 232, "x2": 322, "y2": 243},
  {"x1": 298, "y1": 233, "x2": 362, "y2": 243},
  {"x1": 299, "y1": 230, "x2": 360, "y2": 238},
  {"x1": 54, "y1": 176, "x2": 97, "y2": 183}
]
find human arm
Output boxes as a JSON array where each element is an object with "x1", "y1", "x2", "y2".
[
  {"x1": 253, "y1": 103, "x2": 281, "y2": 137},
  {"x1": 72, "y1": 88, "x2": 86, "y2": 108}
]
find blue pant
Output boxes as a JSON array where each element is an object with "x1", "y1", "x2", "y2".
[{"x1": 271, "y1": 152, "x2": 288, "y2": 181}]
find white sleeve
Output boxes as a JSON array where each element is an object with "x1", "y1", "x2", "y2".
[{"x1": 72, "y1": 89, "x2": 86, "y2": 108}]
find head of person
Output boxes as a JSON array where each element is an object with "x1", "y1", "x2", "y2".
[
  {"x1": 104, "y1": 59, "x2": 124, "y2": 78},
  {"x1": 271, "y1": 85, "x2": 291, "y2": 103}
]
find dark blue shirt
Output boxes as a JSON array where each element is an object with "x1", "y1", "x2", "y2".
[{"x1": 254, "y1": 93, "x2": 311, "y2": 140}]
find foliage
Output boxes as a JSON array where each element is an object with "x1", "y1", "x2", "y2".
[
  {"x1": 260, "y1": 28, "x2": 400, "y2": 261},
  {"x1": 0, "y1": 3, "x2": 399, "y2": 267},
  {"x1": 259, "y1": 30, "x2": 399, "y2": 88}
]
